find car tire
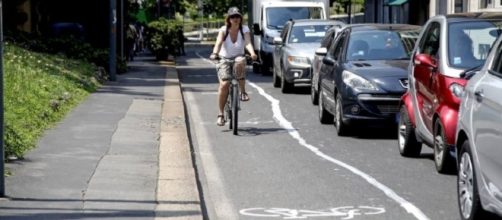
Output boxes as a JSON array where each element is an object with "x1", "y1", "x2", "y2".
[
  {"x1": 335, "y1": 93, "x2": 349, "y2": 136},
  {"x1": 318, "y1": 88, "x2": 333, "y2": 124},
  {"x1": 273, "y1": 65, "x2": 281, "y2": 88},
  {"x1": 397, "y1": 106, "x2": 422, "y2": 157},
  {"x1": 280, "y1": 66, "x2": 293, "y2": 93},
  {"x1": 458, "y1": 140, "x2": 488, "y2": 220},
  {"x1": 311, "y1": 79, "x2": 319, "y2": 105},
  {"x1": 434, "y1": 120, "x2": 456, "y2": 174}
]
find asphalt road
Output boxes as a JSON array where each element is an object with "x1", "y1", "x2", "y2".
[{"x1": 178, "y1": 45, "x2": 458, "y2": 220}]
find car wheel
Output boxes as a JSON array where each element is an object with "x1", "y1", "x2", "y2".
[
  {"x1": 434, "y1": 120, "x2": 456, "y2": 174},
  {"x1": 335, "y1": 93, "x2": 349, "y2": 136},
  {"x1": 458, "y1": 141, "x2": 488, "y2": 220},
  {"x1": 272, "y1": 65, "x2": 280, "y2": 88},
  {"x1": 311, "y1": 79, "x2": 319, "y2": 105},
  {"x1": 397, "y1": 106, "x2": 422, "y2": 157},
  {"x1": 280, "y1": 66, "x2": 293, "y2": 93},
  {"x1": 318, "y1": 88, "x2": 333, "y2": 124}
]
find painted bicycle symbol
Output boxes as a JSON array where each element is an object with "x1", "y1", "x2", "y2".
[{"x1": 239, "y1": 206, "x2": 385, "y2": 219}]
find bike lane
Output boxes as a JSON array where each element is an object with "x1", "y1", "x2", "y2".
[{"x1": 177, "y1": 47, "x2": 429, "y2": 220}]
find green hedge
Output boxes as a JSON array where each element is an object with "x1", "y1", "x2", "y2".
[{"x1": 145, "y1": 18, "x2": 182, "y2": 60}]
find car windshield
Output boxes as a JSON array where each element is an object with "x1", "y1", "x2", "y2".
[
  {"x1": 346, "y1": 30, "x2": 419, "y2": 61},
  {"x1": 448, "y1": 21, "x2": 502, "y2": 69},
  {"x1": 288, "y1": 24, "x2": 332, "y2": 43},
  {"x1": 266, "y1": 7, "x2": 323, "y2": 29}
]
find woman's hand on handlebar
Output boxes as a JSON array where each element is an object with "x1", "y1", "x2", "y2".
[
  {"x1": 250, "y1": 54, "x2": 258, "y2": 61},
  {"x1": 210, "y1": 53, "x2": 219, "y2": 60}
]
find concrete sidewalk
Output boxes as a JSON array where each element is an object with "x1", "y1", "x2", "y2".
[{"x1": 0, "y1": 52, "x2": 203, "y2": 219}]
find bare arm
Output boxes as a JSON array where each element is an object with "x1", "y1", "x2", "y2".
[
  {"x1": 244, "y1": 32, "x2": 257, "y2": 60},
  {"x1": 212, "y1": 30, "x2": 225, "y2": 55}
]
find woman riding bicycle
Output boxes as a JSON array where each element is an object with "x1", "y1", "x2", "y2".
[{"x1": 210, "y1": 6, "x2": 258, "y2": 126}]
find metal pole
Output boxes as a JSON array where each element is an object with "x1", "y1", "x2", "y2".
[
  {"x1": 0, "y1": 0, "x2": 5, "y2": 197},
  {"x1": 120, "y1": 0, "x2": 124, "y2": 60},
  {"x1": 109, "y1": 0, "x2": 117, "y2": 81}
]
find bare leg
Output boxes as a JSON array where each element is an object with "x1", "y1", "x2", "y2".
[
  {"x1": 218, "y1": 80, "x2": 230, "y2": 115},
  {"x1": 234, "y1": 57, "x2": 247, "y2": 93}
]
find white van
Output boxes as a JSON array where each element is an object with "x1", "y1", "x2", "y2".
[{"x1": 248, "y1": 0, "x2": 329, "y2": 74}]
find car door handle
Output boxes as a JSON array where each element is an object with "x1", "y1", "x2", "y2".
[{"x1": 474, "y1": 90, "x2": 484, "y2": 102}]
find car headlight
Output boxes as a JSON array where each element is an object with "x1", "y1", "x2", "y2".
[
  {"x1": 288, "y1": 56, "x2": 309, "y2": 65},
  {"x1": 449, "y1": 83, "x2": 464, "y2": 98},
  {"x1": 342, "y1": 70, "x2": 377, "y2": 91}
]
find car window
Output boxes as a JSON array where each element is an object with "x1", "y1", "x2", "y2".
[
  {"x1": 448, "y1": 20, "x2": 502, "y2": 69},
  {"x1": 288, "y1": 24, "x2": 331, "y2": 43},
  {"x1": 321, "y1": 30, "x2": 334, "y2": 48},
  {"x1": 346, "y1": 29, "x2": 419, "y2": 61},
  {"x1": 266, "y1": 7, "x2": 323, "y2": 30},
  {"x1": 489, "y1": 38, "x2": 502, "y2": 78},
  {"x1": 280, "y1": 24, "x2": 290, "y2": 43},
  {"x1": 419, "y1": 22, "x2": 440, "y2": 57},
  {"x1": 330, "y1": 32, "x2": 346, "y2": 60}
]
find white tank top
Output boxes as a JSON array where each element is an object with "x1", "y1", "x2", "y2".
[{"x1": 218, "y1": 25, "x2": 250, "y2": 58}]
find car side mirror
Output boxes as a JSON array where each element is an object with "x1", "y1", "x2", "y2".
[
  {"x1": 273, "y1": 37, "x2": 283, "y2": 45},
  {"x1": 323, "y1": 56, "x2": 335, "y2": 66},
  {"x1": 315, "y1": 47, "x2": 327, "y2": 56},
  {"x1": 253, "y1": 23, "x2": 262, "y2": 35},
  {"x1": 414, "y1": 53, "x2": 437, "y2": 72}
]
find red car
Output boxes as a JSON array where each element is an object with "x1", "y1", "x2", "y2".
[{"x1": 398, "y1": 12, "x2": 502, "y2": 173}]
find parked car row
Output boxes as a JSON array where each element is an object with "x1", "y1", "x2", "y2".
[{"x1": 267, "y1": 12, "x2": 502, "y2": 220}]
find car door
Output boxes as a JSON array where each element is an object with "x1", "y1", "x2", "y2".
[
  {"x1": 471, "y1": 41, "x2": 502, "y2": 193},
  {"x1": 274, "y1": 24, "x2": 290, "y2": 77},
  {"x1": 322, "y1": 30, "x2": 348, "y2": 112},
  {"x1": 412, "y1": 22, "x2": 441, "y2": 132}
]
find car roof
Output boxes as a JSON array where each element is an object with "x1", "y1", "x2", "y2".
[
  {"x1": 445, "y1": 12, "x2": 502, "y2": 22},
  {"x1": 289, "y1": 19, "x2": 345, "y2": 26},
  {"x1": 345, "y1": 23, "x2": 421, "y2": 32}
]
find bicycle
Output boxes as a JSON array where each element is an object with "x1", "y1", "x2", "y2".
[{"x1": 213, "y1": 55, "x2": 252, "y2": 135}]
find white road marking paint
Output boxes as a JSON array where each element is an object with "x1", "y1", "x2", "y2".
[
  {"x1": 198, "y1": 120, "x2": 276, "y2": 125},
  {"x1": 240, "y1": 206, "x2": 385, "y2": 219},
  {"x1": 195, "y1": 51, "x2": 429, "y2": 220},
  {"x1": 185, "y1": 91, "x2": 237, "y2": 219},
  {"x1": 247, "y1": 81, "x2": 429, "y2": 220}
]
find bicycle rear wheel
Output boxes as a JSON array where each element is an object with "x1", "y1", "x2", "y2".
[
  {"x1": 227, "y1": 89, "x2": 233, "y2": 130},
  {"x1": 231, "y1": 84, "x2": 239, "y2": 135}
]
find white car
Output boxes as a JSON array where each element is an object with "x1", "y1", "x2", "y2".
[{"x1": 455, "y1": 32, "x2": 502, "y2": 220}]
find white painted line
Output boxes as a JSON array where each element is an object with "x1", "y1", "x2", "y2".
[
  {"x1": 246, "y1": 81, "x2": 430, "y2": 220},
  {"x1": 195, "y1": 50, "x2": 429, "y2": 220}
]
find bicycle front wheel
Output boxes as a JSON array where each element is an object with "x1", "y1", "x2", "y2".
[{"x1": 231, "y1": 84, "x2": 239, "y2": 135}]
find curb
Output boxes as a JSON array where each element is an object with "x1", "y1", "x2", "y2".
[{"x1": 155, "y1": 64, "x2": 203, "y2": 220}]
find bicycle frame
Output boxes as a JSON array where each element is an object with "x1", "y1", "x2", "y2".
[{"x1": 219, "y1": 57, "x2": 242, "y2": 135}]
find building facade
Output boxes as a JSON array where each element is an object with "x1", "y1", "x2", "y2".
[{"x1": 364, "y1": 0, "x2": 502, "y2": 25}]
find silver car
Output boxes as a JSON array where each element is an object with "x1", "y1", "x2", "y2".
[
  {"x1": 272, "y1": 19, "x2": 340, "y2": 93},
  {"x1": 456, "y1": 33, "x2": 502, "y2": 219}
]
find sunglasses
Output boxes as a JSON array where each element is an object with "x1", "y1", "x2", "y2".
[{"x1": 229, "y1": 15, "x2": 241, "y2": 19}]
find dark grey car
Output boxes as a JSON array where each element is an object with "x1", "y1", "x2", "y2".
[
  {"x1": 317, "y1": 24, "x2": 420, "y2": 136},
  {"x1": 272, "y1": 19, "x2": 341, "y2": 93}
]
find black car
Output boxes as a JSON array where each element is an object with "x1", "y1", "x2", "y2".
[{"x1": 317, "y1": 24, "x2": 420, "y2": 135}]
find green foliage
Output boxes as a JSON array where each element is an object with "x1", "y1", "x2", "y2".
[
  {"x1": 5, "y1": 30, "x2": 111, "y2": 76},
  {"x1": 145, "y1": 18, "x2": 182, "y2": 60},
  {"x1": 3, "y1": 44, "x2": 102, "y2": 158}
]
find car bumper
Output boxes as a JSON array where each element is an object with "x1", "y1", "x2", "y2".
[
  {"x1": 283, "y1": 64, "x2": 312, "y2": 85},
  {"x1": 341, "y1": 93, "x2": 403, "y2": 124}
]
